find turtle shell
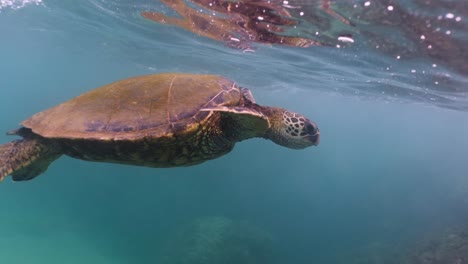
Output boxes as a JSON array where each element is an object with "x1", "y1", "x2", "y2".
[{"x1": 22, "y1": 73, "x2": 243, "y2": 140}]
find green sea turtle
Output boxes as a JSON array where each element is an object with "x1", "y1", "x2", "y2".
[{"x1": 0, "y1": 73, "x2": 319, "y2": 182}]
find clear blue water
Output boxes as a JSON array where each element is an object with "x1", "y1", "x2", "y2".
[{"x1": 1, "y1": 1, "x2": 468, "y2": 263}]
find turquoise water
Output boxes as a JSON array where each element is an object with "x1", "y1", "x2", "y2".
[{"x1": 1, "y1": 1, "x2": 468, "y2": 263}]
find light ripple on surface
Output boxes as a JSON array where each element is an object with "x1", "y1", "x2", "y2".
[
  {"x1": 0, "y1": 0, "x2": 42, "y2": 11},
  {"x1": 1, "y1": 0, "x2": 467, "y2": 112}
]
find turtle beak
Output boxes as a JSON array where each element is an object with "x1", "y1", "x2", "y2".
[
  {"x1": 305, "y1": 121, "x2": 320, "y2": 146},
  {"x1": 310, "y1": 130, "x2": 320, "y2": 146}
]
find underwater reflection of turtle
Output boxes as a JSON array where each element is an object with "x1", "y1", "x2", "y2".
[
  {"x1": 141, "y1": 0, "x2": 322, "y2": 49},
  {"x1": 158, "y1": 216, "x2": 277, "y2": 264},
  {"x1": 0, "y1": 73, "x2": 319, "y2": 182}
]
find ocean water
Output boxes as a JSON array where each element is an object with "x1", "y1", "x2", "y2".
[{"x1": 1, "y1": 0, "x2": 468, "y2": 263}]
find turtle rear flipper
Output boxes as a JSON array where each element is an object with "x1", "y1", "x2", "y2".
[{"x1": 0, "y1": 139, "x2": 61, "y2": 182}]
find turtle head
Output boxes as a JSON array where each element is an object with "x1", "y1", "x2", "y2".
[{"x1": 265, "y1": 108, "x2": 320, "y2": 149}]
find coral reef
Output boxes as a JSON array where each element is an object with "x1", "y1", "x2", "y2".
[
  {"x1": 405, "y1": 228, "x2": 468, "y2": 264},
  {"x1": 158, "y1": 216, "x2": 277, "y2": 264}
]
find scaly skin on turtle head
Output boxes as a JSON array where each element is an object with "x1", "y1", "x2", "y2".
[{"x1": 262, "y1": 107, "x2": 320, "y2": 149}]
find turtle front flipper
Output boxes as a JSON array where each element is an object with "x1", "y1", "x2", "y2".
[
  {"x1": 0, "y1": 139, "x2": 62, "y2": 182},
  {"x1": 240, "y1": 88, "x2": 256, "y2": 104}
]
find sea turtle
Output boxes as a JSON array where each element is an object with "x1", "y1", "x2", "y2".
[{"x1": 0, "y1": 73, "x2": 319, "y2": 182}]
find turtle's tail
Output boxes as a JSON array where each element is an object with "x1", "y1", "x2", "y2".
[{"x1": 0, "y1": 138, "x2": 62, "y2": 182}]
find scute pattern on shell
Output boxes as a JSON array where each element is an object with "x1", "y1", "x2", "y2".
[{"x1": 21, "y1": 73, "x2": 243, "y2": 141}]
